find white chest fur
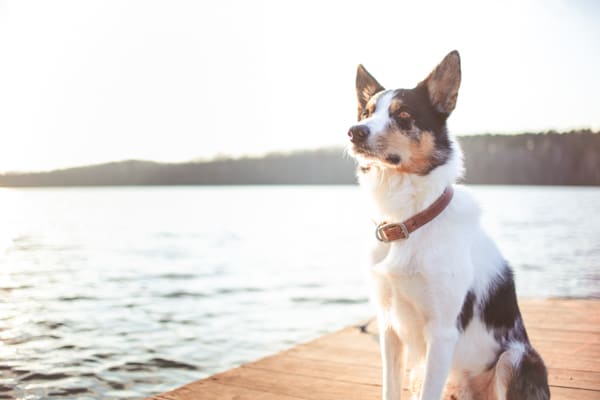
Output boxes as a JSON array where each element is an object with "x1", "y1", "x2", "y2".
[{"x1": 362, "y1": 162, "x2": 505, "y2": 380}]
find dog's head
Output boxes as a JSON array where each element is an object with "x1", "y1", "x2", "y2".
[{"x1": 348, "y1": 51, "x2": 461, "y2": 175}]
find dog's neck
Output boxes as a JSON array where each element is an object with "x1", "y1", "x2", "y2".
[{"x1": 358, "y1": 140, "x2": 463, "y2": 224}]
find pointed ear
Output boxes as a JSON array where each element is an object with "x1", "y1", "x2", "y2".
[
  {"x1": 356, "y1": 64, "x2": 384, "y2": 118},
  {"x1": 420, "y1": 50, "x2": 461, "y2": 115}
]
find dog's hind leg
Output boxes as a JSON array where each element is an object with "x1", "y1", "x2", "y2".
[
  {"x1": 379, "y1": 321, "x2": 406, "y2": 400},
  {"x1": 469, "y1": 344, "x2": 549, "y2": 400}
]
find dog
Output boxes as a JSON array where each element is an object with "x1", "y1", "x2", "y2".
[{"x1": 347, "y1": 51, "x2": 550, "y2": 400}]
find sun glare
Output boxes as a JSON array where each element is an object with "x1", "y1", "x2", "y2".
[{"x1": 0, "y1": 0, "x2": 598, "y2": 172}]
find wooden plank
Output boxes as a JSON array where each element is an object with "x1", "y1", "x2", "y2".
[
  {"x1": 147, "y1": 299, "x2": 600, "y2": 400},
  {"x1": 205, "y1": 366, "x2": 381, "y2": 400},
  {"x1": 151, "y1": 380, "x2": 304, "y2": 400},
  {"x1": 529, "y1": 341, "x2": 600, "y2": 359},
  {"x1": 245, "y1": 354, "x2": 381, "y2": 385},
  {"x1": 547, "y1": 368, "x2": 600, "y2": 391},
  {"x1": 284, "y1": 342, "x2": 379, "y2": 367},
  {"x1": 526, "y1": 328, "x2": 600, "y2": 344},
  {"x1": 549, "y1": 386, "x2": 600, "y2": 400}
]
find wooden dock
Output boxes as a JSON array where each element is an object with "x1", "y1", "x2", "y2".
[{"x1": 148, "y1": 299, "x2": 600, "y2": 400}]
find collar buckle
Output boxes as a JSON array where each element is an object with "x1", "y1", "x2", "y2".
[{"x1": 375, "y1": 222, "x2": 409, "y2": 242}]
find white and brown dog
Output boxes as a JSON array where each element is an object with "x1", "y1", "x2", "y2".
[{"x1": 347, "y1": 51, "x2": 549, "y2": 400}]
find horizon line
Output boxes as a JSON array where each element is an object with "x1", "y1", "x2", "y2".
[{"x1": 1, "y1": 129, "x2": 597, "y2": 175}]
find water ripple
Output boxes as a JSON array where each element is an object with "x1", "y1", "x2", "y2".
[
  {"x1": 291, "y1": 296, "x2": 369, "y2": 305},
  {"x1": 160, "y1": 291, "x2": 207, "y2": 299},
  {"x1": 108, "y1": 358, "x2": 198, "y2": 372},
  {"x1": 21, "y1": 372, "x2": 71, "y2": 382}
]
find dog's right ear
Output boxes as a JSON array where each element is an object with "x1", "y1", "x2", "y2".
[
  {"x1": 356, "y1": 64, "x2": 384, "y2": 120},
  {"x1": 419, "y1": 50, "x2": 461, "y2": 115}
]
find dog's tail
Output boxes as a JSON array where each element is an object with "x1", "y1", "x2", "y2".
[
  {"x1": 495, "y1": 343, "x2": 550, "y2": 400},
  {"x1": 507, "y1": 346, "x2": 550, "y2": 400}
]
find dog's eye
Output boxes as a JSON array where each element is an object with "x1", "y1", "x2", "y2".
[{"x1": 360, "y1": 110, "x2": 370, "y2": 119}]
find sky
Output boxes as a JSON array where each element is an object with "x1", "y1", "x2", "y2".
[{"x1": 0, "y1": 0, "x2": 599, "y2": 172}]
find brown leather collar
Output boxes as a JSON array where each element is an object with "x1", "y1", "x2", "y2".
[{"x1": 375, "y1": 186, "x2": 454, "y2": 242}]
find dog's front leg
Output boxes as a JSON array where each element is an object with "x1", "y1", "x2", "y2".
[
  {"x1": 379, "y1": 322, "x2": 405, "y2": 400},
  {"x1": 419, "y1": 324, "x2": 458, "y2": 400}
]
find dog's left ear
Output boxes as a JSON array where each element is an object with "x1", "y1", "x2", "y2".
[
  {"x1": 356, "y1": 64, "x2": 384, "y2": 119},
  {"x1": 420, "y1": 50, "x2": 461, "y2": 115}
]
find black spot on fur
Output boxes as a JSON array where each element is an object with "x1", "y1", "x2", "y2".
[
  {"x1": 507, "y1": 347, "x2": 550, "y2": 400},
  {"x1": 457, "y1": 290, "x2": 475, "y2": 331},
  {"x1": 482, "y1": 266, "x2": 521, "y2": 331},
  {"x1": 483, "y1": 265, "x2": 531, "y2": 349},
  {"x1": 392, "y1": 87, "x2": 447, "y2": 136}
]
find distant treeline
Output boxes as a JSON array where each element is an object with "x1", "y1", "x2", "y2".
[
  {"x1": 1, "y1": 131, "x2": 598, "y2": 186},
  {"x1": 461, "y1": 131, "x2": 599, "y2": 185}
]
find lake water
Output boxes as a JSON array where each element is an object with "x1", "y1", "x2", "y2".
[{"x1": 0, "y1": 185, "x2": 598, "y2": 399}]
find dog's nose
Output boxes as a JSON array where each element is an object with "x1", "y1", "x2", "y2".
[{"x1": 348, "y1": 125, "x2": 370, "y2": 143}]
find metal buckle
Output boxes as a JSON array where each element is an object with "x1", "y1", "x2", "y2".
[{"x1": 375, "y1": 222, "x2": 409, "y2": 242}]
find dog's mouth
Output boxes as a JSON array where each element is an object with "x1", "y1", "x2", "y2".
[
  {"x1": 349, "y1": 142, "x2": 373, "y2": 156},
  {"x1": 348, "y1": 143, "x2": 378, "y2": 161},
  {"x1": 348, "y1": 144, "x2": 402, "y2": 167}
]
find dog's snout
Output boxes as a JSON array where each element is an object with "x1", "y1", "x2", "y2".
[{"x1": 348, "y1": 125, "x2": 370, "y2": 143}]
